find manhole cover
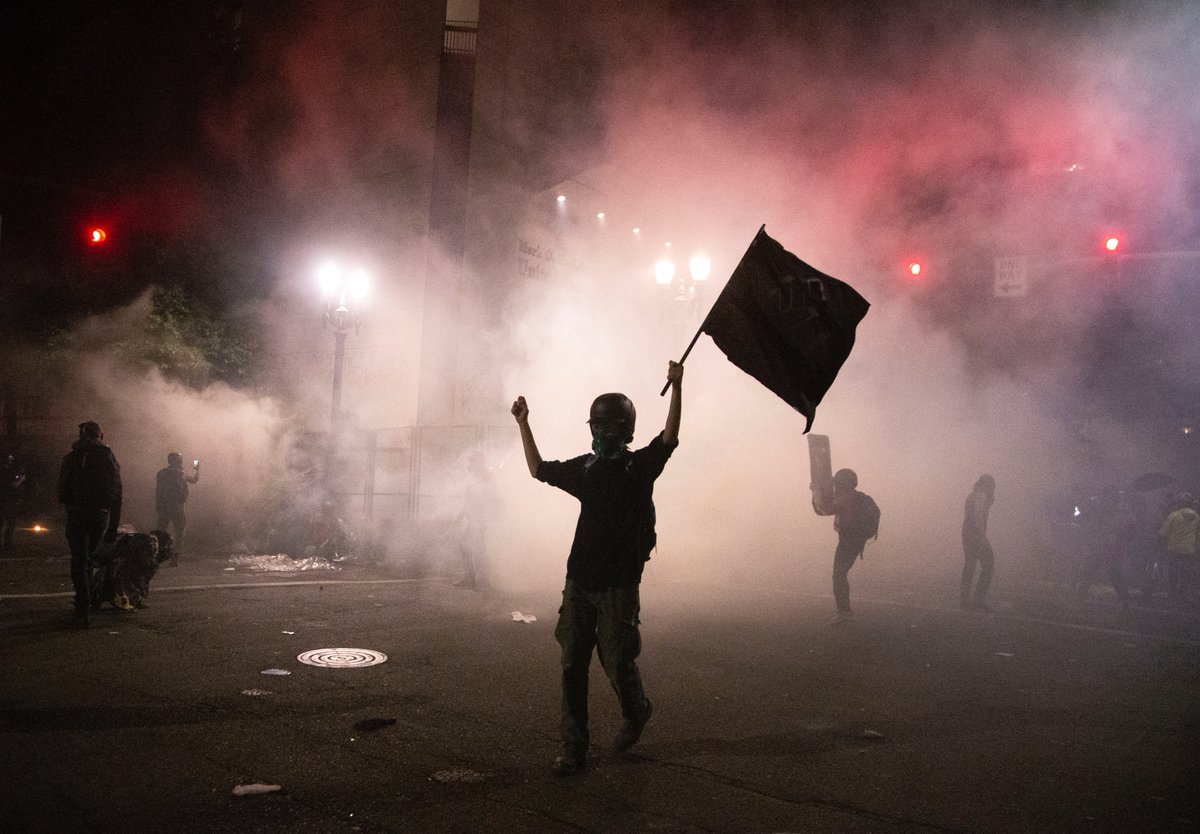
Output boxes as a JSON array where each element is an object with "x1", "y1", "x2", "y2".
[{"x1": 297, "y1": 648, "x2": 388, "y2": 668}]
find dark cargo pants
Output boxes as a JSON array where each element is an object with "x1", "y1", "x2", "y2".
[
  {"x1": 65, "y1": 508, "x2": 110, "y2": 611},
  {"x1": 961, "y1": 534, "x2": 995, "y2": 607},
  {"x1": 554, "y1": 579, "x2": 650, "y2": 755},
  {"x1": 832, "y1": 537, "x2": 865, "y2": 615}
]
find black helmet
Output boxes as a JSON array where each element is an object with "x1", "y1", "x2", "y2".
[
  {"x1": 79, "y1": 421, "x2": 102, "y2": 439},
  {"x1": 833, "y1": 468, "x2": 858, "y2": 490},
  {"x1": 588, "y1": 393, "x2": 636, "y2": 444},
  {"x1": 167, "y1": 452, "x2": 184, "y2": 467}
]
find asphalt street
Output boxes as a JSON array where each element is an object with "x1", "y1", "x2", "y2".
[{"x1": 1, "y1": 539, "x2": 1197, "y2": 834}]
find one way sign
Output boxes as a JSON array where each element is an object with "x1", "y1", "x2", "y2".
[{"x1": 994, "y1": 256, "x2": 1028, "y2": 298}]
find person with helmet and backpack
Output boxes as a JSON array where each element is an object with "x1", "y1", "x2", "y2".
[
  {"x1": 511, "y1": 360, "x2": 683, "y2": 777},
  {"x1": 1157, "y1": 492, "x2": 1198, "y2": 599},
  {"x1": 961, "y1": 474, "x2": 997, "y2": 612},
  {"x1": 813, "y1": 467, "x2": 879, "y2": 624},
  {"x1": 56, "y1": 421, "x2": 123, "y2": 629}
]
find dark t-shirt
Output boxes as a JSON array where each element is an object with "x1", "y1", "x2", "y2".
[
  {"x1": 537, "y1": 432, "x2": 678, "y2": 591},
  {"x1": 57, "y1": 438, "x2": 122, "y2": 511},
  {"x1": 156, "y1": 466, "x2": 189, "y2": 510},
  {"x1": 962, "y1": 490, "x2": 991, "y2": 541}
]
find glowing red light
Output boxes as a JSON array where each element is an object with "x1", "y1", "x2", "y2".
[
  {"x1": 1104, "y1": 236, "x2": 1120, "y2": 252},
  {"x1": 88, "y1": 227, "x2": 108, "y2": 245},
  {"x1": 907, "y1": 261, "x2": 922, "y2": 277}
]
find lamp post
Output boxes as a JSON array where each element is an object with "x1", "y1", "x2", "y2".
[
  {"x1": 654, "y1": 249, "x2": 710, "y2": 319},
  {"x1": 317, "y1": 260, "x2": 369, "y2": 427}
]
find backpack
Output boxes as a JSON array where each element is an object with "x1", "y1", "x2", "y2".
[
  {"x1": 844, "y1": 492, "x2": 881, "y2": 544},
  {"x1": 62, "y1": 446, "x2": 120, "y2": 508}
]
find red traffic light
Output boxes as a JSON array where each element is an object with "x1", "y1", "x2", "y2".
[
  {"x1": 87, "y1": 227, "x2": 108, "y2": 245},
  {"x1": 1103, "y1": 235, "x2": 1120, "y2": 253},
  {"x1": 905, "y1": 260, "x2": 924, "y2": 278}
]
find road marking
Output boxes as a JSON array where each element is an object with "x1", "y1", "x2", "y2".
[
  {"x1": 0, "y1": 577, "x2": 434, "y2": 600},
  {"x1": 657, "y1": 580, "x2": 1200, "y2": 648},
  {"x1": 6, "y1": 577, "x2": 1198, "y2": 648}
]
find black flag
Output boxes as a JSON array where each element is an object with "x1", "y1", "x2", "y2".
[{"x1": 700, "y1": 227, "x2": 869, "y2": 432}]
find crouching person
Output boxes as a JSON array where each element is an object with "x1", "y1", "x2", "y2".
[{"x1": 92, "y1": 530, "x2": 174, "y2": 611}]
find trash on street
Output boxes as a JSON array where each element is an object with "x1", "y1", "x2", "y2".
[{"x1": 232, "y1": 783, "x2": 283, "y2": 797}]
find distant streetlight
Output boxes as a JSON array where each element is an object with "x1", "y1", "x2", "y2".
[
  {"x1": 654, "y1": 258, "x2": 676, "y2": 287},
  {"x1": 317, "y1": 260, "x2": 369, "y2": 426},
  {"x1": 653, "y1": 249, "x2": 710, "y2": 317}
]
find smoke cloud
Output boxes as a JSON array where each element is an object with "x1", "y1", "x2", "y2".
[
  {"x1": 482, "y1": 1, "x2": 1200, "y2": 607},
  {"x1": 25, "y1": 1, "x2": 1199, "y2": 613}
]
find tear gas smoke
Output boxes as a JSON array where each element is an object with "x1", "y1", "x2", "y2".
[
  {"x1": 482, "y1": 1, "x2": 1200, "y2": 608},
  {"x1": 26, "y1": 2, "x2": 1198, "y2": 615}
]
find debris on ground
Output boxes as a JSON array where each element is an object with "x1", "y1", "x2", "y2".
[
  {"x1": 228, "y1": 554, "x2": 339, "y2": 572},
  {"x1": 232, "y1": 783, "x2": 283, "y2": 797},
  {"x1": 511, "y1": 611, "x2": 537, "y2": 623},
  {"x1": 432, "y1": 769, "x2": 487, "y2": 783},
  {"x1": 260, "y1": 668, "x2": 291, "y2": 676},
  {"x1": 241, "y1": 689, "x2": 272, "y2": 696}
]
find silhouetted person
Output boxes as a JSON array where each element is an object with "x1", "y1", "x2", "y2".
[
  {"x1": 512, "y1": 360, "x2": 682, "y2": 777},
  {"x1": 1076, "y1": 487, "x2": 1132, "y2": 609},
  {"x1": 92, "y1": 529, "x2": 174, "y2": 611},
  {"x1": 1, "y1": 453, "x2": 27, "y2": 553},
  {"x1": 155, "y1": 452, "x2": 199, "y2": 566},
  {"x1": 57, "y1": 421, "x2": 122, "y2": 629},
  {"x1": 306, "y1": 499, "x2": 353, "y2": 560},
  {"x1": 961, "y1": 474, "x2": 996, "y2": 611},
  {"x1": 1158, "y1": 492, "x2": 1198, "y2": 599},
  {"x1": 455, "y1": 452, "x2": 501, "y2": 590},
  {"x1": 812, "y1": 467, "x2": 879, "y2": 624}
]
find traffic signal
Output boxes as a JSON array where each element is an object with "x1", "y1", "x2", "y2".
[
  {"x1": 1102, "y1": 234, "x2": 1121, "y2": 253},
  {"x1": 87, "y1": 226, "x2": 108, "y2": 245},
  {"x1": 905, "y1": 259, "x2": 924, "y2": 278}
]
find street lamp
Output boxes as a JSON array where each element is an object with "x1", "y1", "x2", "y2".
[
  {"x1": 317, "y1": 260, "x2": 369, "y2": 426},
  {"x1": 654, "y1": 257, "x2": 676, "y2": 288},
  {"x1": 653, "y1": 250, "x2": 710, "y2": 316}
]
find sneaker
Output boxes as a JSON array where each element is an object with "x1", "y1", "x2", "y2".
[
  {"x1": 830, "y1": 611, "x2": 854, "y2": 625},
  {"x1": 613, "y1": 699, "x2": 652, "y2": 752},
  {"x1": 550, "y1": 751, "x2": 586, "y2": 776}
]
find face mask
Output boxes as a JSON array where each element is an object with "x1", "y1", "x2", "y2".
[{"x1": 591, "y1": 428, "x2": 628, "y2": 459}]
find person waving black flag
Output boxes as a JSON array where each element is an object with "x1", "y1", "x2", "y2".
[{"x1": 695, "y1": 226, "x2": 870, "y2": 432}]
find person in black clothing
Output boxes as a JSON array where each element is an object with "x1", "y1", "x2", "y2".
[
  {"x1": 1076, "y1": 486, "x2": 1132, "y2": 609},
  {"x1": 455, "y1": 452, "x2": 501, "y2": 590},
  {"x1": 961, "y1": 474, "x2": 996, "y2": 611},
  {"x1": 1, "y1": 453, "x2": 27, "y2": 553},
  {"x1": 57, "y1": 421, "x2": 122, "y2": 629},
  {"x1": 512, "y1": 360, "x2": 683, "y2": 777},
  {"x1": 156, "y1": 452, "x2": 199, "y2": 565},
  {"x1": 92, "y1": 529, "x2": 174, "y2": 611},
  {"x1": 812, "y1": 468, "x2": 875, "y2": 624}
]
